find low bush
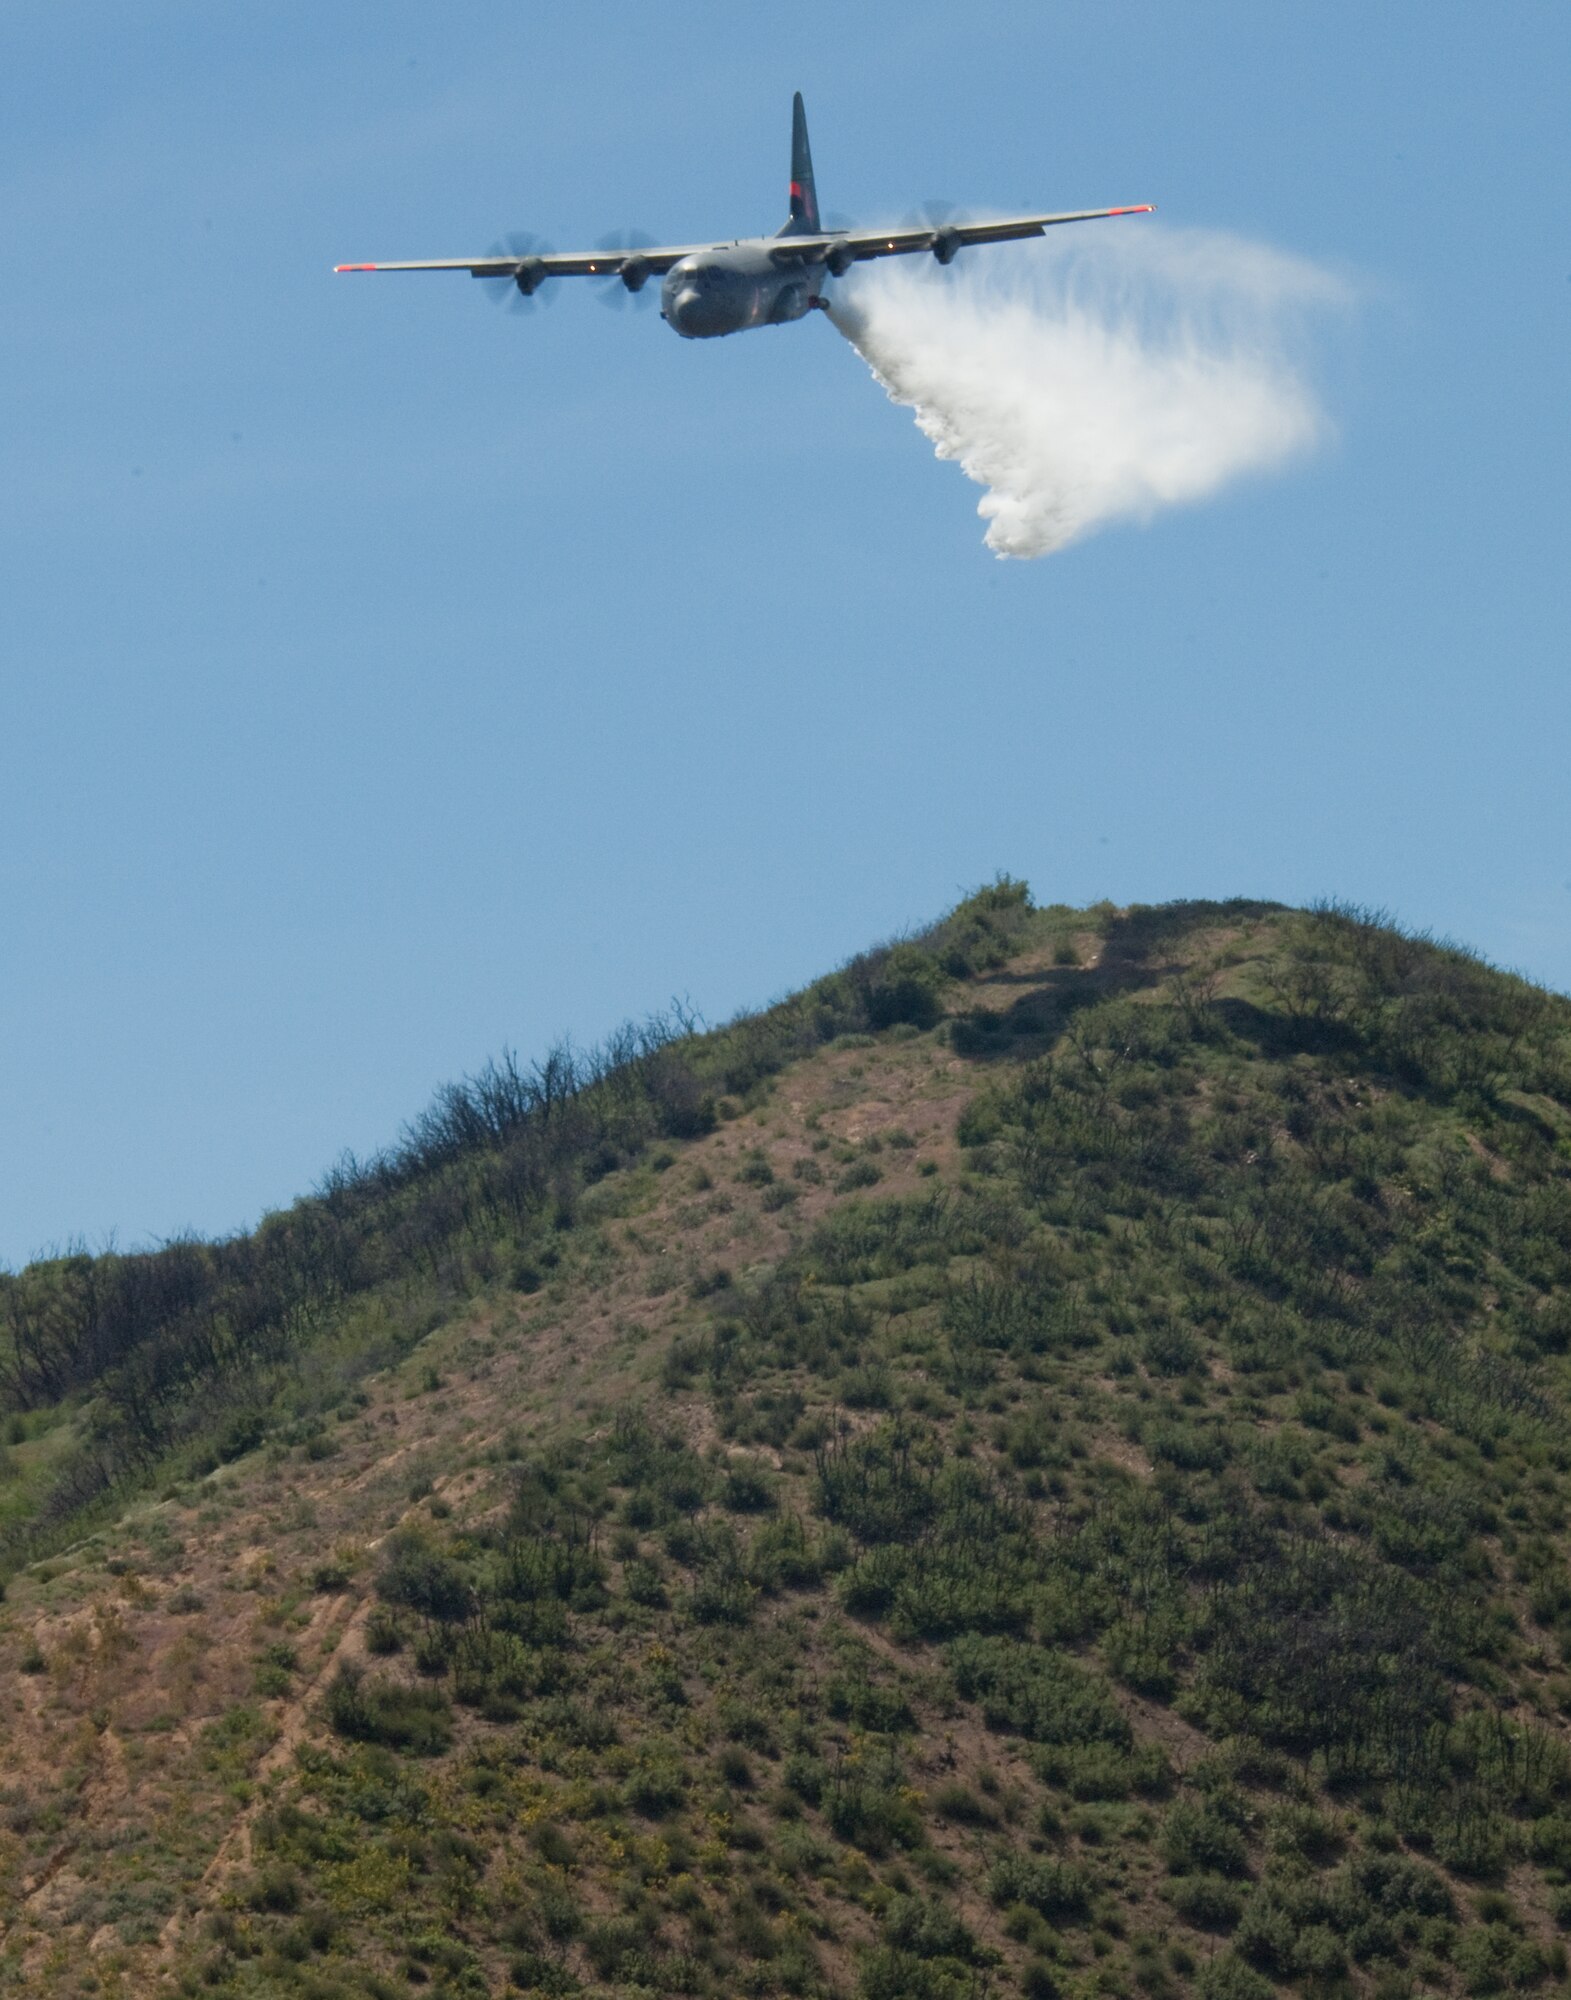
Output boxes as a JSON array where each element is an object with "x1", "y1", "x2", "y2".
[
  {"x1": 948, "y1": 1635, "x2": 1130, "y2": 1749},
  {"x1": 882, "y1": 1894, "x2": 983, "y2": 1962},
  {"x1": 987, "y1": 1853, "x2": 1092, "y2": 1921},
  {"x1": 1168, "y1": 1875, "x2": 1244, "y2": 1931},
  {"x1": 1195, "y1": 1953, "x2": 1273, "y2": 2000},
  {"x1": 323, "y1": 1666, "x2": 453, "y2": 1755},
  {"x1": 1163, "y1": 1796, "x2": 1251, "y2": 1879}
]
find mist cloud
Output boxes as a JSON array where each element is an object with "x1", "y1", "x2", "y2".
[{"x1": 828, "y1": 227, "x2": 1346, "y2": 558}]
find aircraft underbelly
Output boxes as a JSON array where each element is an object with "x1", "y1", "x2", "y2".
[{"x1": 661, "y1": 261, "x2": 821, "y2": 338}]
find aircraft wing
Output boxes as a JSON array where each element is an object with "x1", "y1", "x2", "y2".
[
  {"x1": 333, "y1": 246, "x2": 708, "y2": 278},
  {"x1": 333, "y1": 207, "x2": 1154, "y2": 282},
  {"x1": 770, "y1": 205, "x2": 1155, "y2": 265}
]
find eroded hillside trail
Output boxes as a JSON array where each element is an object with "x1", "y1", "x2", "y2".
[{"x1": 155, "y1": 1586, "x2": 366, "y2": 1959}]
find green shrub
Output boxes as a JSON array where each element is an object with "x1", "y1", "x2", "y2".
[
  {"x1": 1035, "y1": 1739, "x2": 1172, "y2": 1802},
  {"x1": 508, "y1": 1950, "x2": 581, "y2": 1994},
  {"x1": 825, "y1": 1753, "x2": 922, "y2": 1855},
  {"x1": 717, "y1": 1745, "x2": 752, "y2": 1789},
  {"x1": 826, "y1": 1671, "x2": 914, "y2": 1735},
  {"x1": 1195, "y1": 1952, "x2": 1273, "y2": 2000},
  {"x1": 1339, "y1": 1851, "x2": 1452, "y2": 1921},
  {"x1": 987, "y1": 1853, "x2": 1091, "y2": 1921},
  {"x1": 858, "y1": 1944, "x2": 984, "y2": 1999},
  {"x1": 882, "y1": 1895, "x2": 982, "y2": 1962},
  {"x1": 215, "y1": 1410, "x2": 267, "y2": 1463},
  {"x1": 1235, "y1": 1894, "x2": 1345, "y2": 1980},
  {"x1": 1103, "y1": 1618, "x2": 1182, "y2": 1701},
  {"x1": 375, "y1": 1530, "x2": 474, "y2": 1623},
  {"x1": 785, "y1": 1751, "x2": 826, "y2": 1806},
  {"x1": 246, "y1": 1864, "x2": 301, "y2": 1913},
  {"x1": 623, "y1": 1557, "x2": 668, "y2": 1607},
  {"x1": 323, "y1": 1665, "x2": 453, "y2": 1755},
  {"x1": 722, "y1": 1462, "x2": 775, "y2": 1513},
  {"x1": 1163, "y1": 1796, "x2": 1251, "y2": 1878},
  {"x1": 1454, "y1": 1922, "x2": 1546, "y2": 1997},
  {"x1": 866, "y1": 946, "x2": 947, "y2": 1032},
  {"x1": 534, "y1": 1880, "x2": 583, "y2": 1942},
  {"x1": 1168, "y1": 1875, "x2": 1243, "y2": 1930},
  {"x1": 1430, "y1": 1808, "x2": 1509, "y2": 1882},
  {"x1": 1146, "y1": 1421, "x2": 1231, "y2": 1472},
  {"x1": 1141, "y1": 1325, "x2": 1203, "y2": 1377},
  {"x1": 582, "y1": 1916, "x2": 663, "y2": 1986},
  {"x1": 1295, "y1": 1389, "x2": 1360, "y2": 1441},
  {"x1": 364, "y1": 1605, "x2": 404, "y2": 1655},
  {"x1": 624, "y1": 1751, "x2": 688, "y2": 1819},
  {"x1": 932, "y1": 1782, "x2": 997, "y2": 1827},
  {"x1": 948, "y1": 1635, "x2": 1130, "y2": 1748}
]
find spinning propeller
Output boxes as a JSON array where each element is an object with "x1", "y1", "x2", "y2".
[
  {"x1": 479, "y1": 233, "x2": 558, "y2": 312},
  {"x1": 904, "y1": 201, "x2": 965, "y2": 266},
  {"x1": 593, "y1": 230, "x2": 659, "y2": 308}
]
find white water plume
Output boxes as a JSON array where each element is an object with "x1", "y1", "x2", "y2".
[{"x1": 828, "y1": 226, "x2": 1346, "y2": 558}]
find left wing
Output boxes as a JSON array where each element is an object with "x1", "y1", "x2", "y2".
[
  {"x1": 771, "y1": 205, "x2": 1155, "y2": 268},
  {"x1": 333, "y1": 245, "x2": 707, "y2": 279}
]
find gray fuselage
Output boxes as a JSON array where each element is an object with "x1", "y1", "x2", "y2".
[{"x1": 660, "y1": 241, "x2": 828, "y2": 339}]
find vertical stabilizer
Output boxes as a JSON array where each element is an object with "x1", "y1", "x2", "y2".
[{"x1": 782, "y1": 91, "x2": 821, "y2": 235}]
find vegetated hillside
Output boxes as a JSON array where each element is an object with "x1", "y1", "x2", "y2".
[{"x1": 4, "y1": 888, "x2": 1571, "y2": 2000}]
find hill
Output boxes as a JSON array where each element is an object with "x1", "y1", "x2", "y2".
[{"x1": 4, "y1": 886, "x2": 1571, "y2": 2000}]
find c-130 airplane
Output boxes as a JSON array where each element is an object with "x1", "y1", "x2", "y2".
[{"x1": 336, "y1": 94, "x2": 1153, "y2": 339}]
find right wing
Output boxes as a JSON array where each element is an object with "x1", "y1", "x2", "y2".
[
  {"x1": 333, "y1": 245, "x2": 707, "y2": 278},
  {"x1": 769, "y1": 205, "x2": 1155, "y2": 267}
]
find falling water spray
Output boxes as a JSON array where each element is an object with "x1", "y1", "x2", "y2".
[{"x1": 826, "y1": 227, "x2": 1346, "y2": 558}]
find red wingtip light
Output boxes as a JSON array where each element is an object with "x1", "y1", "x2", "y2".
[{"x1": 333, "y1": 263, "x2": 379, "y2": 272}]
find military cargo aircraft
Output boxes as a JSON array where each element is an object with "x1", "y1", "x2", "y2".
[{"x1": 334, "y1": 93, "x2": 1153, "y2": 340}]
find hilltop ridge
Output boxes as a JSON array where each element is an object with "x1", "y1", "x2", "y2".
[{"x1": 4, "y1": 887, "x2": 1571, "y2": 2000}]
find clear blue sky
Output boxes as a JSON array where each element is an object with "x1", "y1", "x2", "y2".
[{"x1": 3, "y1": 1, "x2": 1568, "y2": 1268}]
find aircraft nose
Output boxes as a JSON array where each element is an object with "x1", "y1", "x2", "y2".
[{"x1": 666, "y1": 286, "x2": 705, "y2": 333}]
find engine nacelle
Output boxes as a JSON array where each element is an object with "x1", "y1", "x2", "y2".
[
  {"x1": 825, "y1": 241, "x2": 856, "y2": 278},
  {"x1": 620, "y1": 255, "x2": 651, "y2": 293},
  {"x1": 931, "y1": 228, "x2": 961, "y2": 267},
  {"x1": 515, "y1": 258, "x2": 547, "y2": 296}
]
